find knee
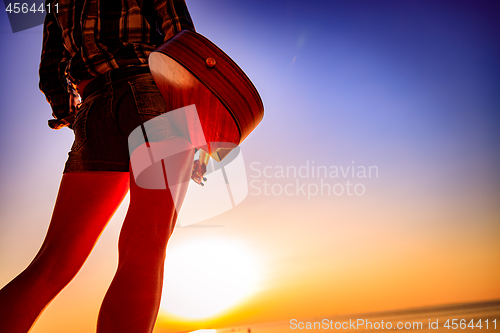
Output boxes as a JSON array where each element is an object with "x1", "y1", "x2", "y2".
[
  {"x1": 118, "y1": 209, "x2": 177, "y2": 259},
  {"x1": 29, "y1": 242, "x2": 90, "y2": 288}
]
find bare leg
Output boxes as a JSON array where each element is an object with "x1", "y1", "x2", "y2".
[
  {"x1": 0, "y1": 172, "x2": 129, "y2": 333},
  {"x1": 97, "y1": 140, "x2": 195, "y2": 333}
]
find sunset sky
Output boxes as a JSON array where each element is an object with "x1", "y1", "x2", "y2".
[{"x1": 0, "y1": 1, "x2": 499, "y2": 332}]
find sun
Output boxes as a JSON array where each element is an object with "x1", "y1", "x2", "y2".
[{"x1": 160, "y1": 236, "x2": 261, "y2": 319}]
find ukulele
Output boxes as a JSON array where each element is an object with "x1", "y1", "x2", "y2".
[{"x1": 148, "y1": 30, "x2": 264, "y2": 162}]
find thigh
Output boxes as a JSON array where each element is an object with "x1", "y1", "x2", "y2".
[
  {"x1": 37, "y1": 172, "x2": 130, "y2": 264},
  {"x1": 118, "y1": 139, "x2": 195, "y2": 254}
]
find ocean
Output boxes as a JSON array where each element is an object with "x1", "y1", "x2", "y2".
[{"x1": 213, "y1": 300, "x2": 499, "y2": 333}]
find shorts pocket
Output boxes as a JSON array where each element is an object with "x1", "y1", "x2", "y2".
[
  {"x1": 129, "y1": 78, "x2": 167, "y2": 115},
  {"x1": 70, "y1": 100, "x2": 93, "y2": 152}
]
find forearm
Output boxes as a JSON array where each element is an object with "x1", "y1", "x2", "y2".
[{"x1": 39, "y1": 0, "x2": 72, "y2": 122}]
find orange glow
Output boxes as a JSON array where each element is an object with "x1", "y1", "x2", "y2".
[{"x1": 160, "y1": 236, "x2": 262, "y2": 319}]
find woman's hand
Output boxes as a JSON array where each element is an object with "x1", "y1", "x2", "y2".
[
  {"x1": 191, "y1": 150, "x2": 210, "y2": 186},
  {"x1": 47, "y1": 93, "x2": 81, "y2": 130}
]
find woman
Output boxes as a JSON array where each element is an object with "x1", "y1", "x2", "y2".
[{"x1": 0, "y1": 0, "x2": 204, "y2": 332}]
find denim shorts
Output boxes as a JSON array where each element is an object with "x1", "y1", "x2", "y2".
[{"x1": 64, "y1": 67, "x2": 179, "y2": 172}]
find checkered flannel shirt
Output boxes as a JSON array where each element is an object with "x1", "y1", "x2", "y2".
[{"x1": 39, "y1": 0, "x2": 195, "y2": 123}]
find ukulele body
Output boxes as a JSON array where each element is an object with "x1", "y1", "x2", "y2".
[{"x1": 149, "y1": 30, "x2": 264, "y2": 161}]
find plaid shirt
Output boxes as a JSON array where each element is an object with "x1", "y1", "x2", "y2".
[{"x1": 39, "y1": 0, "x2": 195, "y2": 122}]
